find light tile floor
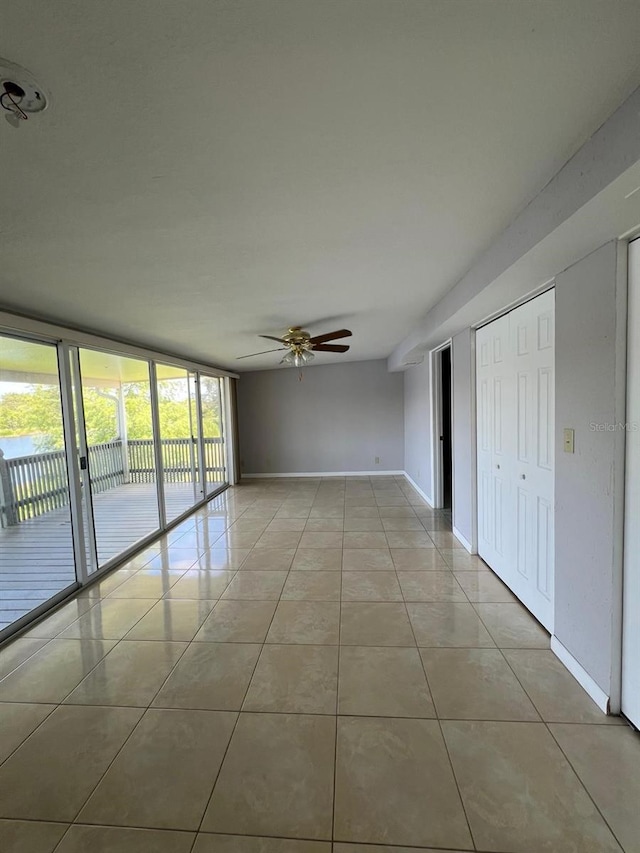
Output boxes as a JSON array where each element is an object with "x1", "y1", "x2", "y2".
[{"x1": 0, "y1": 475, "x2": 639, "y2": 853}]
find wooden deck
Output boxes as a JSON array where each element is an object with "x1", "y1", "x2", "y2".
[{"x1": 0, "y1": 482, "x2": 223, "y2": 631}]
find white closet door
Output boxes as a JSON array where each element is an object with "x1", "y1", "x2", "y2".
[
  {"x1": 476, "y1": 290, "x2": 555, "y2": 631},
  {"x1": 476, "y1": 313, "x2": 513, "y2": 580},
  {"x1": 622, "y1": 239, "x2": 640, "y2": 728},
  {"x1": 510, "y1": 290, "x2": 555, "y2": 630}
]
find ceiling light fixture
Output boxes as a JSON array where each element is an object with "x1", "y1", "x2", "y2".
[
  {"x1": 0, "y1": 59, "x2": 49, "y2": 127},
  {"x1": 280, "y1": 347, "x2": 315, "y2": 367},
  {"x1": 238, "y1": 326, "x2": 352, "y2": 367}
]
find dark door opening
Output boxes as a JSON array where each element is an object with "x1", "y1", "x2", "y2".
[{"x1": 440, "y1": 347, "x2": 452, "y2": 510}]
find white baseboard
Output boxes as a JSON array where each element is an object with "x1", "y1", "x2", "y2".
[
  {"x1": 402, "y1": 472, "x2": 434, "y2": 508},
  {"x1": 452, "y1": 525, "x2": 473, "y2": 554},
  {"x1": 550, "y1": 636, "x2": 610, "y2": 714},
  {"x1": 242, "y1": 470, "x2": 405, "y2": 478}
]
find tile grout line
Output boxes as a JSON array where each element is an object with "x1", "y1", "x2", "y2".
[
  {"x1": 330, "y1": 479, "x2": 349, "y2": 844},
  {"x1": 6, "y1": 479, "x2": 618, "y2": 850},
  {"x1": 543, "y1": 721, "x2": 629, "y2": 853},
  {"x1": 187, "y1": 477, "x2": 324, "y2": 852},
  {"x1": 56, "y1": 563, "x2": 237, "y2": 833},
  {"x1": 30, "y1": 818, "x2": 533, "y2": 853},
  {"x1": 0, "y1": 636, "x2": 56, "y2": 681},
  {"x1": 46, "y1": 495, "x2": 258, "y2": 849},
  {"x1": 11, "y1": 698, "x2": 630, "y2": 723},
  {"x1": 458, "y1": 572, "x2": 629, "y2": 851},
  {"x1": 176, "y1": 493, "x2": 272, "y2": 853},
  {"x1": 395, "y1": 519, "x2": 479, "y2": 852},
  {"x1": 0, "y1": 700, "x2": 59, "y2": 772},
  {"x1": 0, "y1": 590, "x2": 175, "y2": 775}
]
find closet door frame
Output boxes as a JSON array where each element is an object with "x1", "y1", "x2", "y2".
[
  {"x1": 475, "y1": 287, "x2": 555, "y2": 631},
  {"x1": 622, "y1": 236, "x2": 640, "y2": 727}
]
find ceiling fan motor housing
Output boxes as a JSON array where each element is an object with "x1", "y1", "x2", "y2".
[
  {"x1": 283, "y1": 328, "x2": 313, "y2": 351},
  {"x1": 283, "y1": 327, "x2": 311, "y2": 343}
]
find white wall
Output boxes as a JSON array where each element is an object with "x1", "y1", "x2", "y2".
[
  {"x1": 237, "y1": 359, "x2": 404, "y2": 475},
  {"x1": 554, "y1": 240, "x2": 627, "y2": 706},
  {"x1": 622, "y1": 237, "x2": 640, "y2": 726},
  {"x1": 389, "y1": 85, "x2": 640, "y2": 369},
  {"x1": 403, "y1": 333, "x2": 476, "y2": 547},
  {"x1": 403, "y1": 359, "x2": 433, "y2": 502}
]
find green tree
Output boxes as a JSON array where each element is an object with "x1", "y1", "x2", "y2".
[
  {"x1": 0, "y1": 386, "x2": 68, "y2": 450},
  {"x1": 199, "y1": 377, "x2": 222, "y2": 439},
  {"x1": 0, "y1": 379, "x2": 220, "y2": 451}
]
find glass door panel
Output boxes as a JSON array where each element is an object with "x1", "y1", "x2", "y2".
[
  {"x1": 67, "y1": 347, "x2": 98, "y2": 578},
  {"x1": 155, "y1": 364, "x2": 201, "y2": 521},
  {"x1": 199, "y1": 375, "x2": 226, "y2": 495},
  {"x1": 77, "y1": 349, "x2": 160, "y2": 567},
  {"x1": 0, "y1": 335, "x2": 78, "y2": 632}
]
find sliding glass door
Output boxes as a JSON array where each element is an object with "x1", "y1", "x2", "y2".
[
  {"x1": 155, "y1": 365, "x2": 201, "y2": 522},
  {"x1": 0, "y1": 335, "x2": 78, "y2": 630},
  {"x1": 77, "y1": 349, "x2": 161, "y2": 567},
  {"x1": 0, "y1": 322, "x2": 232, "y2": 639},
  {"x1": 199, "y1": 375, "x2": 226, "y2": 495}
]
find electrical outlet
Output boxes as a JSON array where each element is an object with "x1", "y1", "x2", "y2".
[{"x1": 375, "y1": 456, "x2": 380, "y2": 464}]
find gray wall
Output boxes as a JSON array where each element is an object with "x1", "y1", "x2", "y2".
[
  {"x1": 554, "y1": 240, "x2": 627, "y2": 702},
  {"x1": 237, "y1": 359, "x2": 404, "y2": 474},
  {"x1": 452, "y1": 329, "x2": 475, "y2": 548},
  {"x1": 403, "y1": 359, "x2": 433, "y2": 502}
]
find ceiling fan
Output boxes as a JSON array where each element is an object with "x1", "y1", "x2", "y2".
[{"x1": 238, "y1": 326, "x2": 352, "y2": 366}]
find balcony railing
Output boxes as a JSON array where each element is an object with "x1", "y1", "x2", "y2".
[{"x1": 0, "y1": 438, "x2": 225, "y2": 526}]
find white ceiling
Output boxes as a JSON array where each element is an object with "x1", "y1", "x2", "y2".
[{"x1": 1, "y1": 0, "x2": 640, "y2": 371}]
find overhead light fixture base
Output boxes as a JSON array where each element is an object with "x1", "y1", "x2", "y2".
[{"x1": 0, "y1": 58, "x2": 49, "y2": 125}]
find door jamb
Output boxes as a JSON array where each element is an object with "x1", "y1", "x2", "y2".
[
  {"x1": 69, "y1": 346, "x2": 99, "y2": 576},
  {"x1": 223, "y1": 377, "x2": 239, "y2": 485},
  {"x1": 430, "y1": 340, "x2": 452, "y2": 510},
  {"x1": 469, "y1": 329, "x2": 479, "y2": 554}
]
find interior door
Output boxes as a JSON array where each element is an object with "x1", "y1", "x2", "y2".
[
  {"x1": 510, "y1": 290, "x2": 555, "y2": 630},
  {"x1": 476, "y1": 313, "x2": 513, "y2": 577},
  {"x1": 476, "y1": 290, "x2": 555, "y2": 631},
  {"x1": 622, "y1": 238, "x2": 640, "y2": 728}
]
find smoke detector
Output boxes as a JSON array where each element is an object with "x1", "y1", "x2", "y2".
[{"x1": 0, "y1": 58, "x2": 49, "y2": 126}]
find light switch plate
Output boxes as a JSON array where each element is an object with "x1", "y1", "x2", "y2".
[{"x1": 563, "y1": 428, "x2": 575, "y2": 453}]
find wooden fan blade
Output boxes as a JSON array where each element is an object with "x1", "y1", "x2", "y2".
[
  {"x1": 259, "y1": 335, "x2": 287, "y2": 343},
  {"x1": 312, "y1": 344, "x2": 350, "y2": 353},
  {"x1": 308, "y1": 328, "x2": 352, "y2": 345},
  {"x1": 237, "y1": 348, "x2": 286, "y2": 359}
]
